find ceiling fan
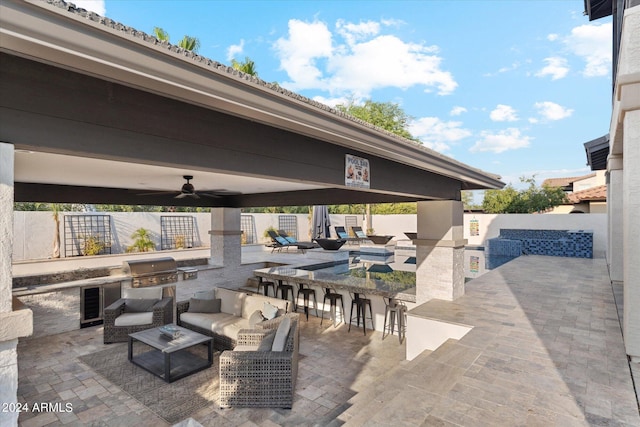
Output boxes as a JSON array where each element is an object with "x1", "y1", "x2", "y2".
[{"x1": 138, "y1": 175, "x2": 240, "y2": 199}]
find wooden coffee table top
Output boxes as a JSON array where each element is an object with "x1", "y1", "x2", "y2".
[{"x1": 129, "y1": 325, "x2": 211, "y2": 353}]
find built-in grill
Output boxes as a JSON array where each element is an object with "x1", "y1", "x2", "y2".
[{"x1": 122, "y1": 257, "x2": 178, "y2": 288}]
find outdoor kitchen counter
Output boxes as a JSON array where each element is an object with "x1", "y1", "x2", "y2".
[
  {"x1": 12, "y1": 275, "x2": 128, "y2": 297},
  {"x1": 253, "y1": 264, "x2": 417, "y2": 303}
]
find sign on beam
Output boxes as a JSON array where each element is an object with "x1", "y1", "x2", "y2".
[{"x1": 345, "y1": 154, "x2": 370, "y2": 189}]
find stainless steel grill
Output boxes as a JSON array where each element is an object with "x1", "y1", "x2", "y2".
[{"x1": 122, "y1": 257, "x2": 178, "y2": 288}]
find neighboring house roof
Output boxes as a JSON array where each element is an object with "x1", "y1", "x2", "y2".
[
  {"x1": 567, "y1": 185, "x2": 607, "y2": 203},
  {"x1": 543, "y1": 174, "x2": 596, "y2": 190}
]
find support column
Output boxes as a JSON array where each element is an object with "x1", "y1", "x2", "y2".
[
  {"x1": 414, "y1": 200, "x2": 467, "y2": 304},
  {"x1": 607, "y1": 154, "x2": 623, "y2": 283},
  {"x1": 208, "y1": 208, "x2": 242, "y2": 269},
  {"x1": 0, "y1": 143, "x2": 33, "y2": 427},
  {"x1": 623, "y1": 110, "x2": 640, "y2": 361}
]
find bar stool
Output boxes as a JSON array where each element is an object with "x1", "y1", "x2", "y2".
[
  {"x1": 321, "y1": 287, "x2": 345, "y2": 327},
  {"x1": 257, "y1": 280, "x2": 276, "y2": 297},
  {"x1": 382, "y1": 298, "x2": 407, "y2": 343},
  {"x1": 276, "y1": 280, "x2": 296, "y2": 311},
  {"x1": 348, "y1": 292, "x2": 374, "y2": 335},
  {"x1": 296, "y1": 283, "x2": 318, "y2": 320}
]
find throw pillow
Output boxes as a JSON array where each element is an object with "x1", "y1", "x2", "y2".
[
  {"x1": 188, "y1": 298, "x2": 221, "y2": 313},
  {"x1": 123, "y1": 299, "x2": 158, "y2": 313},
  {"x1": 262, "y1": 302, "x2": 279, "y2": 320},
  {"x1": 272, "y1": 316, "x2": 291, "y2": 351},
  {"x1": 257, "y1": 330, "x2": 277, "y2": 351},
  {"x1": 249, "y1": 309, "x2": 265, "y2": 327}
]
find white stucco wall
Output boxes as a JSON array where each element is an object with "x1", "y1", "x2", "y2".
[{"x1": 12, "y1": 211, "x2": 607, "y2": 261}]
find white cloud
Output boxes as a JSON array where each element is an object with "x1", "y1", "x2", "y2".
[
  {"x1": 470, "y1": 128, "x2": 531, "y2": 153},
  {"x1": 274, "y1": 19, "x2": 457, "y2": 97},
  {"x1": 71, "y1": 0, "x2": 105, "y2": 15},
  {"x1": 409, "y1": 117, "x2": 471, "y2": 152},
  {"x1": 450, "y1": 106, "x2": 467, "y2": 116},
  {"x1": 547, "y1": 33, "x2": 559, "y2": 42},
  {"x1": 536, "y1": 57, "x2": 569, "y2": 80},
  {"x1": 311, "y1": 95, "x2": 351, "y2": 108},
  {"x1": 226, "y1": 39, "x2": 245, "y2": 61},
  {"x1": 563, "y1": 23, "x2": 611, "y2": 77},
  {"x1": 490, "y1": 104, "x2": 518, "y2": 122},
  {"x1": 533, "y1": 101, "x2": 573, "y2": 121}
]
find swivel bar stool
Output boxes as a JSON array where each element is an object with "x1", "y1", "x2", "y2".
[{"x1": 320, "y1": 286, "x2": 345, "y2": 327}]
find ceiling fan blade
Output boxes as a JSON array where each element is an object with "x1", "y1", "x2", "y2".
[
  {"x1": 174, "y1": 193, "x2": 188, "y2": 199},
  {"x1": 137, "y1": 191, "x2": 179, "y2": 196}
]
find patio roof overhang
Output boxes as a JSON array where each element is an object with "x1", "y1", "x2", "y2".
[{"x1": 1, "y1": 0, "x2": 504, "y2": 208}]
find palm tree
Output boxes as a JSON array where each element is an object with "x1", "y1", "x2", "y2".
[
  {"x1": 152, "y1": 26, "x2": 200, "y2": 53},
  {"x1": 51, "y1": 203, "x2": 61, "y2": 258},
  {"x1": 127, "y1": 228, "x2": 155, "y2": 253},
  {"x1": 231, "y1": 57, "x2": 258, "y2": 76},
  {"x1": 153, "y1": 26, "x2": 170, "y2": 42},
  {"x1": 178, "y1": 36, "x2": 201, "y2": 53}
]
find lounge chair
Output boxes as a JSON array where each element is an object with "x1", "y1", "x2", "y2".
[
  {"x1": 351, "y1": 226, "x2": 371, "y2": 243},
  {"x1": 334, "y1": 226, "x2": 350, "y2": 239},
  {"x1": 266, "y1": 230, "x2": 311, "y2": 253},
  {"x1": 277, "y1": 230, "x2": 319, "y2": 249}
]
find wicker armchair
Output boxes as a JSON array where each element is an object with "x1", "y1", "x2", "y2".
[
  {"x1": 103, "y1": 289, "x2": 173, "y2": 344},
  {"x1": 219, "y1": 313, "x2": 300, "y2": 408}
]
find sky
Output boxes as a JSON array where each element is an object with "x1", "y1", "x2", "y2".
[{"x1": 75, "y1": 0, "x2": 612, "y2": 194}]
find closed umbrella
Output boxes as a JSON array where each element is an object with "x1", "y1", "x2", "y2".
[{"x1": 312, "y1": 205, "x2": 331, "y2": 239}]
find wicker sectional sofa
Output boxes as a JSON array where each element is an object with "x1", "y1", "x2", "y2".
[{"x1": 176, "y1": 287, "x2": 290, "y2": 350}]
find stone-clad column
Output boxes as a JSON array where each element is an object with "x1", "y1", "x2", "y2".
[
  {"x1": 0, "y1": 143, "x2": 33, "y2": 427},
  {"x1": 414, "y1": 200, "x2": 467, "y2": 304},
  {"x1": 208, "y1": 208, "x2": 241, "y2": 269}
]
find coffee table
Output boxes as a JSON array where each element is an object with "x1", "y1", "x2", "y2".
[{"x1": 128, "y1": 324, "x2": 213, "y2": 383}]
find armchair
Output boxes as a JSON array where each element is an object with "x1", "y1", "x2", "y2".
[
  {"x1": 103, "y1": 287, "x2": 173, "y2": 344},
  {"x1": 219, "y1": 313, "x2": 300, "y2": 408}
]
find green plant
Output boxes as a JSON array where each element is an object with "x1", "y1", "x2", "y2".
[
  {"x1": 127, "y1": 228, "x2": 155, "y2": 253},
  {"x1": 81, "y1": 235, "x2": 104, "y2": 256},
  {"x1": 174, "y1": 234, "x2": 186, "y2": 249}
]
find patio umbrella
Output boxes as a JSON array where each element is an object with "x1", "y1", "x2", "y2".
[{"x1": 312, "y1": 205, "x2": 331, "y2": 238}]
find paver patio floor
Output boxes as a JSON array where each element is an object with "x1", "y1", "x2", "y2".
[{"x1": 15, "y1": 255, "x2": 640, "y2": 426}]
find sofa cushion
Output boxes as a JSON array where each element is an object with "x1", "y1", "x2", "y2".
[
  {"x1": 194, "y1": 290, "x2": 215, "y2": 300},
  {"x1": 188, "y1": 298, "x2": 221, "y2": 313},
  {"x1": 257, "y1": 330, "x2": 277, "y2": 351},
  {"x1": 241, "y1": 294, "x2": 288, "y2": 319},
  {"x1": 272, "y1": 316, "x2": 291, "y2": 351},
  {"x1": 180, "y1": 312, "x2": 250, "y2": 341},
  {"x1": 123, "y1": 298, "x2": 158, "y2": 313},
  {"x1": 217, "y1": 288, "x2": 245, "y2": 316},
  {"x1": 114, "y1": 312, "x2": 153, "y2": 327},
  {"x1": 122, "y1": 287, "x2": 163, "y2": 300}
]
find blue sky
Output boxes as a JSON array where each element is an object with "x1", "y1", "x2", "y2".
[{"x1": 76, "y1": 1, "x2": 612, "y2": 192}]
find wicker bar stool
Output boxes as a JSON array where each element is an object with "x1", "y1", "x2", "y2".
[
  {"x1": 276, "y1": 280, "x2": 297, "y2": 311},
  {"x1": 382, "y1": 298, "x2": 407, "y2": 343},
  {"x1": 296, "y1": 283, "x2": 318, "y2": 321},
  {"x1": 320, "y1": 286, "x2": 345, "y2": 327},
  {"x1": 257, "y1": 280, "x2": 276, "y2": 297},
  {"x1": 348, "y1": 292, "x2": 374, "y2": 335}
]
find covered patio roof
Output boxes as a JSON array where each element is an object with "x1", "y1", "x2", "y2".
[{"x1": 1, "y1": 0, "x2": 504, "y2": 208}]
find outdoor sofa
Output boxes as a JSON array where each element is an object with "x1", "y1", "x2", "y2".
[{"x1": 177, "y1": 287, "x2": 290, "y2": 350}]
